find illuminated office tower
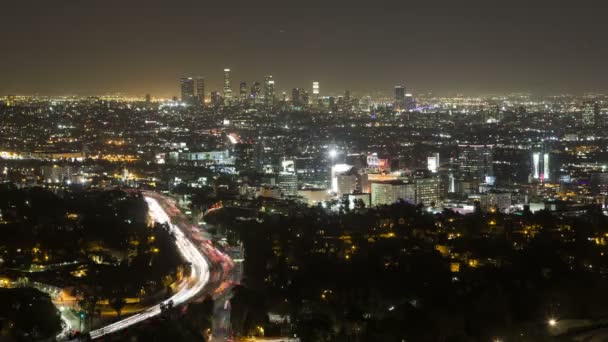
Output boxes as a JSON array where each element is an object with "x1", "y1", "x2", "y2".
[
  {"x1": 313, "y1": 81, "x2": 319, "y2": 98},
  {"x1": 427, "y1": 153, "x2": 440, "y2": 173},
  {"x1": 180, "y1": 77, "x2": 196, "y2": 105},
  {"x1": 251, "y1": 82, "x2": 261, "y2": 99},
  {"x1": 292, "y1": 88, "x2": 304, "y2": 107},
  {"x1": 264, "y1": 74, "x2": 275, "y2": 106},
  {"x1": 278, "y1": 160, "x2": 298, "y2": 197},
  {"x1": 405, "y1": 93, "x2": 415, "y2": 111},
  {"x1": 239, "y1": 81, "x2": 247, "y2": 101},
  {"x1": 448, "y1": 172, "x2": 456, "y2": 193},
  {"x1": 582, "y1": 101, "x2": 600, "y2": 126},
  {"x1": 371, "y1": 180, "x2": 415, "y2": 206},
  {"x1": 210, "y1": 91, "x2": 222, "y2": 107},
  {"x1": 415, "y1": 177, "x2": 441, "y2": 206},
  {"x1": 328, "y1": 96, "x2": 337, "y2": 112},
  {"x1": 543, "y1": 153, "x2": 550, "y2": 181},
  {"x1": 394, "y1": 85, "x2": 406, "y2": 111},
  {"x1": 301, "y1": 90, "x2": 309, "y2": 107},
  {"x1": 458, "y1": 145, "x2": 493, "y2": 182},
  {"x1": 532, "y1": 152, "x2": 550, "y2": 182},
  {"x1": 196, "y1": 77, "x2": 205, "y2": 106},
  {"x1": 223, "y1": 68, "x2": 232, "y2": 103},
  {"x1": 532, "y1": 153, "x2": 540, "y2": 180}
]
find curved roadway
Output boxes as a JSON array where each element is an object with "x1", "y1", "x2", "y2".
[{"x1": 87, "y1": 194, "x2": 211, "y2": 339}]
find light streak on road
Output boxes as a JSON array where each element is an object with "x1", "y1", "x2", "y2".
[
  {"x1": 56, "y1": 309, "x2": 73, "y2": 340},
  {"x1": 88, "y1": 195, "x2": 210, "y2": 339}
]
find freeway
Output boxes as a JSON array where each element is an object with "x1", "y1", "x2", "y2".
[{"x1": 86, "y1": 193, "x2": 211, "y2": 339}]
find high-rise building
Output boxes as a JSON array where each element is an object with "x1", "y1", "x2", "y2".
[
  {"x1": 278, "y1": 159, "x2": 298, "y2": 197},
  {"x1": 532, "y1": 152, "x2": 550, "y2": 182},
  {"x1": 328, "y1": 96, "x2": 337, "y2": 112},
  {"x1": 480, "y1": 191, "x2": 512, "y2": 213},
  {"x1": 223, "y1": 68, "x2": 232, "y2": 103},
  {"x1": 312, "y1": 81, "x2": 319, "y2": 98},
  {"x1": 582, "y1": 101, "x2": 601, "y2": 126},
  {"x1": 544, "y1": 153, "x2": 550, "y2": 181},
  {"x1": 427, "y1": 153, "x2": 440, "y2": 173},
  {"x1": 180, "y1": 77, "x2": 196, "y2": 105},
  {"x1": 458, "y1": 145, "x2": 494, "y2": 183},
  {"x1": 40, "y1": 165, "x2": 80, "y2": 184},
  {"x1": 336, "y1": 173, "x2": 358, "y2": 197},
  {"x1": 405, "y1": 93, "x2": 415, "y2": 111},
  {"x1": 301, "y1": 91, "x2": 309, "y2": 107},
  {"x1": 394, "y1": 85, "x2": 406, "y2": 111},
  {"x1": 239, "y1": 82, "x2": 248, "y2": 101},
  {"x1": 251, "y1": 82, "x2": 262, "y2": 103},
  {"x1": 414, "y1": 177, "x2": 440, "y2": 206},
  {"x1": 590, "y1": 173, "x2": 608, "y2": 195},
  {"x1": 264, "y1": 75, "x2": 275, "y2": 106},
  {"x1": 210, "y1": 91, "x2": 222, "y2": 107},
  {"x1": 292, "y1": 88, "x2": 306, "y2": 107},
  {"x1": 196, "y1": 77, "x2": 205, "y2": 106},
  {"x1": 145, "y1": 94, "x2": 151, "y2": 104},
  {"x1": 277, "y1": 173, "x2": 298, "y2": 197},
  {"x1": 371, "y1": 181, "x2": 415, "y2": 206}
]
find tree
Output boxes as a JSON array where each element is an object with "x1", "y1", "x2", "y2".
[
  {"x1": 78, "y1": 290, "x2": 100, "y2": 332},
  {"x1": 109, "y1": 295, "x2": 126, "y2": 318},
  {"x1": 0, "y1": 288, "x2": 62, "y2": 340}
]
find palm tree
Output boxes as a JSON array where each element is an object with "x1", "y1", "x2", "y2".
[{"x1": 109, "y1": 296, "x2": 126, "y2": 318}]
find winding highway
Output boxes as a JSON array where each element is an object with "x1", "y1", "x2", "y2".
[{"x1": 87, "y1": 194, "x2": 211, "y2": 339}]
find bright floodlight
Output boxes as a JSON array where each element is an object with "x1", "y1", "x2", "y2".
[
  {"x1": 329, "y1": 149, "x2": 338, "y2": 159},
  {"x1": 548, "y1": 318, "x2": 557, "y2": 326}
]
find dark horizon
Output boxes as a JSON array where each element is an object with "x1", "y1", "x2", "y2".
[{"x1": 1, "y1": 0, "x2": 607, "y2": 97}]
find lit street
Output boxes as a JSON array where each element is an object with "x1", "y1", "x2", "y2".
[{"x1": 87, "y1": 193, "x2": 211, "y2": 339}]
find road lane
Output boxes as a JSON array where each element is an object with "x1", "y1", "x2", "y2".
[{"x1": 87, "y1": 195, "x2": 210, "y2": 339}]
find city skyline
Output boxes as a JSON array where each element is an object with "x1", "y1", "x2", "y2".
[
  {"x1": 2, "y1": 1, "x2": 608, "y2": 97},
  {"x1": 5, "y1": 1, "x2": 608, "y2": 341}
]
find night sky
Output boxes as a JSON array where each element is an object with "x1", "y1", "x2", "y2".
[{"x1": 1, "y1": 0, "x2": 607, "y2": 97}]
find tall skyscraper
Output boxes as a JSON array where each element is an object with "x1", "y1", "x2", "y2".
[
  {"x1": 405, "y1": 93, "x2": 415, "y2": 111},
  {"x1": 264, "y1": 75, "x2": 275, "y2": 106},
  {"x1": 544, "y1": 153, "x2": 550, "y2": 181},
  {"x1": 301, "y1": 90, "x2": 309, "y2": 107},
  {"x1": 211, "y1": 91, "x2": 222, "y2": 107},
  {"x1": 251, "y1": 81, "x2": 261, "y2": 101},
  {"x1": 532, "y1": 152, "x2": 550, "y2": 182},
  {"x1": 328, "y1": 96, "x2": 336, "y2": 112},
  {"x1": 394, "y1": 85, "x2": 406, "y2": 111},
  {"x1": 278, "y1": 159, "x2": 298, "y2": 197},
  {"x1": 458, "y1": 145, "x2": 494, "y2": 183},
  {"x1": 180, "y1": 77, "x2": 195, "y2": 105},
  {"x1": 312, "y1": 81, "x2": 320, "y2": 98},
  {"x1": 292, "y1": 88, "x2": 303, "y2": 107},
  {"x1": 239, "y1": 81, "x2": 247, "y2": 101},
  {"x1": 196, "y1": 77, "x2": 205, "y2": 106},
  {"x1": 427, "y1": 153, "x2": 440, "y2": 173},
  {"x1": 223, "y1": 68, "x2": 232, "y2": 103}
]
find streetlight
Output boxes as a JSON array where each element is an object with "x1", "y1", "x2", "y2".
[
  {"x1": 328, "y1": 149, "x2": 338, "y2": 160},
  {"x1": 548, "y1": 318, "x2": 557, "y2": 327}
]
